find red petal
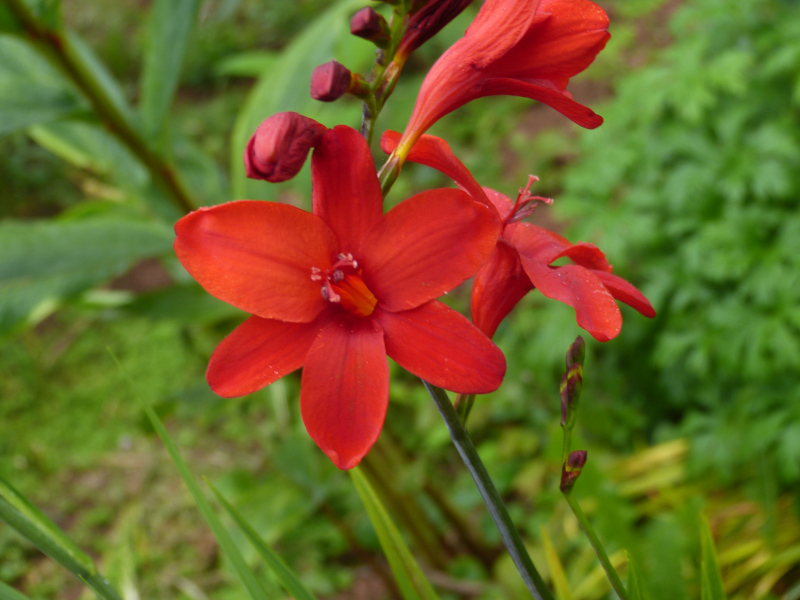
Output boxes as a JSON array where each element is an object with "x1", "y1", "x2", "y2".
[
  {"x1": 462, "y1": 0, "x2": 541, "y2": 69},
  {"x1": 483, "y1": 188, "x2": 516, "y2": 222},
  {"x1": 553, "y1": 242, "x2": 612, "y2": 272},
  {"x1": 478, "y1": 77, "x2": 604, "y2": 129},
  {"x1": 594, "y1": 271, "x2": 656, "y2": 318},
  {"x1": 311, "y1": 125, "x2": 383, "y2": 252},
  {"x1": 471, "y1": 242, "x2": 533, "y2": 338},
  {"x1": 525, "y1": 262, "x2": 621, "y2": 341},
  {"x1": 506, "y1": 222, "x2": 572, "y2": 264},
  {"x1": 394, "y1": 0, "x2": 541, "y2": 152},
  {"x1": 360, "y1": 188, "x2": 500, "y2": 312},
  {"x1": 511, "y1": 224, "x2": 620, "y2": 340},
  {"x1": 174, "y1": 201, "x2": 338, "y2": 322},
  {"x1": 375, "y1": 302, "x2": 506, "y2": 393},
  {"x1": 300, "y1": 317, "x2": 388, "y2": 470},
  {"x1": 207, "y1": 313, "x2": 329, "y2": 397},
  {"x1": 488, "y1": 0, "x2": 610, "y2": 81},
  {"x1": 380, "y1": 131, "x2": 492, "y2": 211}
]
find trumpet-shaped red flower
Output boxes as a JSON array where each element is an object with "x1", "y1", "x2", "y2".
[
  {"x1": 381, "y1": 131, "x2": 655, "y2": 341},
  {"x1": 393, "y1": 0, "x2": 610, "y2": 162},
  {"x1": 175, "y1": 125, "x2": 505, "y2": 469}
]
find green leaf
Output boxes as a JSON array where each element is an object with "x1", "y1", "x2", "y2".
[
  {"x1": 124, "y1": 282, "x2": 241, "y2": 324},
  {"x1": 29, "y1": 120, "x2": 181, "y2": 221},
  {"x1": 700, "y1": 515, "x2": 727, "y2": 600},
  {"x1": 626, "y1": 552, "x2": 649, "y2": 600},
  {"x1": 214, "y1": 50, "x2": 277, "y2": 78},
  {"x1": 0, "y1": 6, "x2": 22, "y2": 34},
  {"x1": 0, "y1": 36, "x2": 85, "y2": 135},
  {"x1": 62, "y1": 30, "x2": 138, "y2": 128},
  {"x1": 110, "y1": 353, "x2": 270, "y2": 600},
  {"x1": 23, "y1": 0, "x2": 61, "y2": 30},
  {"x1": 541, "y1": 527, "x2": 571, "y2": 600},
  {"x1": 0, "y1": 217, "x2": 173, "y2": 334},
  {"x1": 208, "y1": 481, "x2": 318, "y2": 600},
  {"x1": 350, "y1": 467, "x2": 440, "y2": 600},
  {"x1": 139, "y1": 0, "x2": 201, "y2": 147},
  {"x1": 0, "y1": 581, "x2": 32, "y2": 600},
  {"x1": 0, "y1": 476, "x2": 122, "y2": 600}
]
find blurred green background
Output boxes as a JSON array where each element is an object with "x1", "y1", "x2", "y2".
[{"x1": 1, "y1": 0, "x2": 799, "y2": 598}]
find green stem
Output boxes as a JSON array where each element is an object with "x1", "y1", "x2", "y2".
[
  {"x1": 563, "y1": 493, "x2": 627, "y2": 600},
  {"x1": 422, "y1": 381, "x2": 554, "y2": 600},
  {"x1": 6, "y1": 0, "x2": 196, "y2": 215},
  {"x1": 454, "y1": 393, "x2": 476, "y2": 425},
  {"x1": 561, "y1": 427, "x2": 572, "y2": 467}
]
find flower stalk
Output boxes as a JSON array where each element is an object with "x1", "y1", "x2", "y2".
[
  {"x1": 558, "y1": 337, "x2": 627, "y2": 599},
  {"x1": 423, "y1": 380, "x2": 554, "y2": 600}
]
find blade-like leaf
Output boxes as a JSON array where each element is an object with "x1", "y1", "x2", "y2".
[
  {"x1": 0, "y1": 5, "x2": 22, "y2": 33},
  {"x1": 62, "y1": 30, "x2": 138, "y2": 128},
  {"x1": 0, "y1": 581, "x2": 32, "y2": 600},
  {"x1": 110, "y1": 353, "x2": 270, "y2": 600},
  {"x1": 350, "y1": 467, "x2": 440, "y2": 600},
  {"x1": 124, "y1": 282, "x2": 241, "y2": 324},
  {"x1": 22, "y1": 0, "x2": 61, "y2": 29},
  {"x1": 625, "y1": 552, "x2": 649, "y2": 600},
  {"x1": 541, "y1": 527, "x2": 571, "y2": 600},
  {"x1": 208, "y1": 480, "x2": 318, "y2": 600},
  {"x1": 139, "y1": 0, "x2": 201, "y2": 147},
  {"x1": 29, "y1": 120, "x2": 181, "y2": 222},
  {"x1": 0, "y1": 477, "x2": 122, "y2": 600},
  {"x1": 0, "y1": 36, "x2": 85, "y2": 135},
  {"x1": 0, "y1": 217, "x2": 174, "y2": 334},
  {"x1": 700, "y1": 515, "x2": 728, "y2": 600}
]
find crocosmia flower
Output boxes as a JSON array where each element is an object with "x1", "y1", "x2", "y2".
[
  {"x1": 381, "y1": 131, "x2": 655, "y2": 341},
  {"x1": 393, "y1": 0, "x2": 610, "y2": 163},
  {"x1": 175, "y1": 125, "x2": 505, "y2": 469}
]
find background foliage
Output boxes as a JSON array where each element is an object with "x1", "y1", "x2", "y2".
[{"x1": 1, "y1": 0, "x2": 799, "y2": 598}]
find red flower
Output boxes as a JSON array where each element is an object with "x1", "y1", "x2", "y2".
[
  {"x1": 393, "y1": 0, "x2": 610, "y2": 163},
  {"x1": 175, "y1": 126, "x2": 505, "y2": 469},
  {"x1": 381, "y1": 131, "x2": 655, "y2": 341}
]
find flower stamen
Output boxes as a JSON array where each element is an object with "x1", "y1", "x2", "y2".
[
  {"x1": 507, "y1": 174, "x2": 554, "y2": 224},
  {"x1": 311, "y1": 253, "x2": 377, "y2": 317}
]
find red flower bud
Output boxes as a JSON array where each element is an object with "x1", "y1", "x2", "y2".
[
  {"x1": 560, "y1": 450, "x2": 588, "y2": 493},
  {"x1": 310, "y1": 61, "x2": 353, "y2": 102},
  {"x1": 350, "y1": 7, "x2": 390, "y2": 46},
  {"x1": 399, "y1": 0, "x2": 474, "y2": 57},
  {"x1": 244, "y1": 112, "x2": 326, "y2": 183}
]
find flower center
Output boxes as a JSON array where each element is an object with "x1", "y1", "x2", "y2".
[{"x1": 311, "y1": 253, "x2": 377, "y2": 318}]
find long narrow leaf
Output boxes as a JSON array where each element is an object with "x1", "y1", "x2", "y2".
[
  {"x1": 350, "y1": 467, "x2": 440, "y2": 600},
  {"x1": 0, "y1": 476, "x2": 122, "y2": 600},
  {"x1": 140, "y1": 0, "x2": 201, "y2": 146},
  {"x1": 208, "y1": 480, "x2": 318, "y2": 600},
  {"x1": 109, "y1": 352, "x2": 269, "y2": 600},
  {"x1": 625, "y1": 552, "x2": 649, "y2": 600},
  {"x1": 700, "y1": 515, "x2": 728, "y2": 600},
  {"x1": 0, "y1": 581, "x2": 33, "y2": 600},
  {"x1": 541, "y1": 527, "x2": 571, "y2": 600}
]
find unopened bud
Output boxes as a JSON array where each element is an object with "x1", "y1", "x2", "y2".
[
  {"x1": 310, "y1": 61, "x2": 354, "y2": 102},
  {"x1": 560, "y1": 450, "x2": 588, "y2": 493},
  {"x1": 560, "y1": 365, "x2": 583, "y2": 428},
  {"x1": 350, "y1": 7, "x2": 391, "y2": 47},
  {"x1": 398, "y1": 0, "x2": 474, "y2": 57},
  {"x1": 566, "y1": 335, "x2": 585, "y2": 370},
  {"x1": 243, "y1": 112, "x2": 326, "y2": 183}
]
